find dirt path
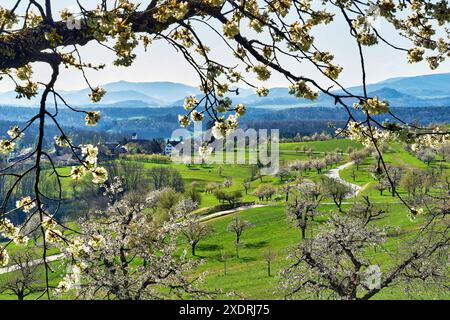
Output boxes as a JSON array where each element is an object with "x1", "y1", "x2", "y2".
[
  {"x1": 0, "y1": 253, "x2": 65, "y2": 275},
  {"x1": 198, "y1": 204, "x2": 267, "y2": 222},
  {"x1": 324, "y1": 161, "x2": 362, "y2": 198}
]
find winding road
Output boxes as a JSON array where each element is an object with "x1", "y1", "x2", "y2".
[
  {"x1": 198, "y1": 204, "x2": 267, "y2": 222},
  {"x1": 0, "y1": 253, "x2": 65, "y2": 275},
  {"x1": 324, "y1": 161, "x2": 362, "y2": 198}
]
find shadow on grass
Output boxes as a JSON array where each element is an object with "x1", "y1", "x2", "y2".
[
  {"x1": 238, "y1": 256, "x2": 257, "y2": 262},
  {"x1": 198, "y1": 244, "x2": 223, "y2": 251},
  {"x1": 245, "y1": 241, "x2": 269, "y2": 249}
]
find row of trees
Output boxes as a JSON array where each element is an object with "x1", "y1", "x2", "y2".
[
  {"x1": 281, "y1": 132, "x2": 332, "y2": 143},
  {"x1": 288, "y1": 153, "x2": 343, "y2": 175}
]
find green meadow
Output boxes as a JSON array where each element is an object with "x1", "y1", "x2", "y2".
[{"x1": 1, "y1": 138, "x2": 449, "y2": 300}]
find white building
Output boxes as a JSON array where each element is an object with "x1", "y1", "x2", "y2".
[{"x1": 164, "y1": 140, "x2": 181, "y2": 155}]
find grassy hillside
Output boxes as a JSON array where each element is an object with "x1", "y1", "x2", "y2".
[
  {"x1": 186, "y1": 203, "x2": 445, "y2": 299},
  {"x1": 1, "y1": 137, "x2": 449, "y2": 300}
]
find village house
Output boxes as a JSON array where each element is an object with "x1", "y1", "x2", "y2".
[
  {"x1": 102, "y1": 142, "x2": 128, "y2": 159},
  {"x1": 164, "y1": 140, "x2": 182, "y2": 156}
]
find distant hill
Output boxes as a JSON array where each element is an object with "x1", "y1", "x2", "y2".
[
  {"x1": 217, "y1": 73, "x2": 450, "y2": 108},
  {"x1": 1, "y1": 72, "x2": 450, "y2": 109},
  {"x1": 101, "y1": 81, "x2": 200, "y2": 104},
  {"x1": 61, "y1": 89, "x2": 164, "y2": 106},
  {"x1": 367, "y1": 73, "x2": 450, "y2": 98}
]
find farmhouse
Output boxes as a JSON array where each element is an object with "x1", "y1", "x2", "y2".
[
  {"x1": 103, "y1": 142, "x2": 128, "y2": 158},
  {"x1": 164, "y1": 140, "x2": 182, "y2": 155},
  {"x1": 123, "y1": 134, "x2": 163, "y2": 154}
]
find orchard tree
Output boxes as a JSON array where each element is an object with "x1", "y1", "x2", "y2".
[
  {"x1": 400, "y1": 169, "x2": 422, "y2": 196},
  {"x1": 320, "y1": 176, "x2": 351, "y2": 212},
  {"x1": 253, "y1": 184, "x2": 276, "y2": 201},
  {"x1": 281, "y1": 214, "x2": 449, "y2": 300},
  {"x1": 374, "y1": 180, "x2": 390, "y2": 196},
  {"x1": 53, "y1": 182, "x2": 213, "y2": 299},
  {"x1": 220, "y1": 250, "x2": 229, "y2": 276},
  {"x1": 214, "y1": 188, "x2": 242, "y2": 204},
  {"x1": 437, "y1": 143, "x2": 450, "y2": 173},
  {"x1": 349, "y1": 149, "x2": 368, "y2": 170},
  {"x1": 107, "y1": 160, "x2": 147, "y2": 192},
  {"x1": 0, "y1": 0, "x2": 449, "y2": 297},
  {"x1": 0, "y1": 250, "x2": 45, "y2": 300},
  {"x1": 263, "y1": 247, "x2": 277, "y2": 277},
  {"x1": 416, "y1": 148, "x2": 436, "y2": 166},
  {"x1": 227, "y1": 215, "x2": 254, "y2": 245},
  {"x1": 276, "y1": 166, "x2": 290, "y2": 182},
  {"x1": 242, "y1": 180, "x2": 251, "y2": 195},
  {"x1": 312, "y1": 159, "x2": 326, "y2": 174},
  {"x1": 296, "y1": 180, "x2": 324, "y2": 203},
  {"x1": 384, "y1": 165, "x2": 403, "y2": 197},
  {"x1": 349, "y1": 196, "x2": 385, "y2": 225},
  {"x1": 287, "y1": 197, "x2": 319, "y2": 239},
  {"x1": 204, "y1": 182, "x2": 220, "y2": 194},
  {"x1": 223, "y1": 179, "x2": 233, "y2": 188},
  {"x1": 179, "y1": 199, "x2": 214, "y2": 256}
]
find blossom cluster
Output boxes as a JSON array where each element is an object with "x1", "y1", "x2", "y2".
[
  {"x1": 0, "y1": 125, "x2": 25, "y2": 154},
  {"x1": 41, "y1": 216, "x2": 63, "y2": 244},
  {"x1": 410, "y1": 127, "x2": 450, "y2": 152},
  {"x1": 343, "y1": 121, "x2": 391, "y2": 147},
  {"x1": 354, "y1": 97, "x2": 390, "y2": 116},
  {"x1": 16, "y1": 196, "x2": 36, "y2": 213},
  {"x1": 0, "y1": 217, "x2": 29, "y2": 247},
  {"x1": 85, "y1": 111, "x2": 101, "y2": 126},
  {"x1": 288, "y1": 81, "x2": 319, "y2": 100},
  {"x1": 211, "y1": 114, "x2": 239, "y2": 139},
  {"x1": 70, "y1": 144, "x2": 108, "y2": 184}
]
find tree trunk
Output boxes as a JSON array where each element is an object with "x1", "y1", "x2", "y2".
[
  {"x1": 267, "y1": 261, "x2": 271, "y2": 277},
  {"x1": 334, "y1": 198, "x2": 343, "y2": 212}
]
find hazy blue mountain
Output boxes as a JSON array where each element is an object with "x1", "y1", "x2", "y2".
[
  {"x1": 102, "y1": 81, "x2": 200, "y2": 103},
  {"x1": 88, "y1": 100, "x2": 155, "y2": 109},
  {"x1": 346, "y1": 72, "x2": 450, "y2": 98},
  {"x1": 0, "y1": 90, "x2": 39, "y2": 107},
  {"x1": 230, "y1": 74, "x2": 450, "y2": 108},
  {"x1": 368, "y1": 87, "x2": 413, "y2": 99},
  {"x1": 1, "y1": 72, "x2": 450, "y2": 109},
  {"x1": 61, "y1": 89, "x2": 164, "y2": 106},
  {"x1": 237, "y1": 73, "x2": 450, "y2": 108},
  {"x1": 58, "y1": 81, "x2": 199, "y2": 106}
]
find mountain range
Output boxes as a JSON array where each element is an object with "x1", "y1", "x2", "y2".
[{"x1": 1, "y1": 72, "x2": 450, "y2": 109}]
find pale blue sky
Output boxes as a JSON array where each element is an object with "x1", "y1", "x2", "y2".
[{"x1": 0, "y1": 0, "x2": 449, "y2": 92}]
